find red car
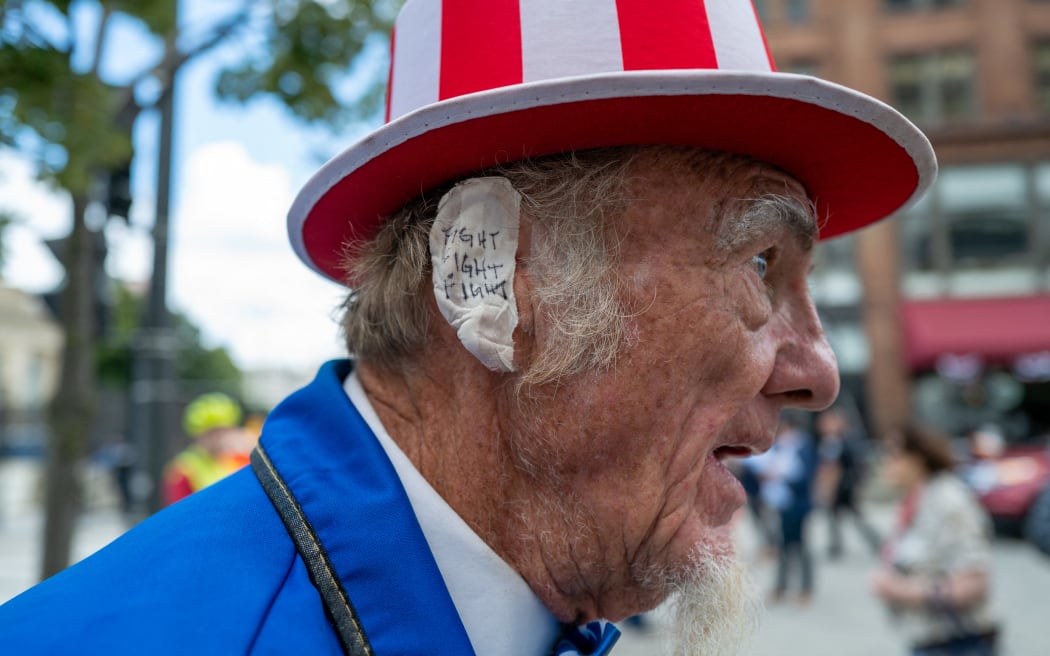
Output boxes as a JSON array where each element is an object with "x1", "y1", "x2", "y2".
[{"x1": 962, "y1": 444, "x2": 1050, "y2": 537}]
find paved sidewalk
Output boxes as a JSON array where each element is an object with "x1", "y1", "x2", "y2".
[
  {"x1": 3, "y1": 482, "x2": 1049, "y2": 655},
  {"x1": 0, "y1": 507, "x2": 130, "y2": 603}
]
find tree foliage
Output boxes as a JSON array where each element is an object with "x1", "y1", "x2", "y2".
[
  {"x1": 215, "y1": 0, "x2": 399, "y2": 125},
  {"x1": 96, "y1": 284, "x2": 242, "y2": 392},
  {"x1": 1, "y1": 0, "x2": 399, "y2": 576},
  {"x1": 0, "y1": 0, "x2": 399, "y2": 193},
  {"x1": 0, "y1": 27, "x2": 131, "y2": 192}
]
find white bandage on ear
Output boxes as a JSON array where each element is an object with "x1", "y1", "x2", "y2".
[{"x1": 429, "y1": 177, "x2": 521, "y2": 371}]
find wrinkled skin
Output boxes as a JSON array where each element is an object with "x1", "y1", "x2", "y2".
[
  {"x1": 361, "y1": 150, "x2": 840, "y2": 625},
  {"x1": 499, "y1": 151, "x2": 840, "y2": 621}
]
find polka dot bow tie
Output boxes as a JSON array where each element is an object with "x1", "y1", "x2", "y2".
[{"x1": 551, "y1": 620, "x2": 621, "y2": 655}]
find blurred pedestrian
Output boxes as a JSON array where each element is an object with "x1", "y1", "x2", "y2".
[
  {"x1": 733, "y1": 454, "x2": 778, "y2": 558},
  {"x1": 967, "y1": 424, "x2": 1005, "y2": 462},
  {"x1": 763, "y1": 413, "x2": 819, "y2": 604},
  {"x1": 871, "y1": 424, "x2": 999, "y2": 656},
  {"x1": 163, "y1": 393, "x2": 248, "y2": 506},
  {"x1": 816, "y1": 408, "x2": 882, "y2": 559},
  {"x1": 93, "y1": 436, "x2": 137, "y2": 513}
]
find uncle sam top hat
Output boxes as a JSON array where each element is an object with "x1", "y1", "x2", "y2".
[{"x1": 288, "y1": 0, "x2": 937, "y2": 283}]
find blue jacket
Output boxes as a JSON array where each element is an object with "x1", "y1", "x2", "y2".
[{"x1": 0, "y1": 361, "x2": 475, "y2": 655}]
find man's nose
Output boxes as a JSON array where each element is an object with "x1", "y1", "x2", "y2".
[{"x1": 761, "y1": 302, "x2": 841, "y2": 411}]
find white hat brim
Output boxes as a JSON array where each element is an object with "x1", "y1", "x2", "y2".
[{"x1": 289, "y1": 70, "x2": 936, "y2": 282}]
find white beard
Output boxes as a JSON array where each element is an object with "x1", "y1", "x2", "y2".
[{"x1": 663, "y1": 530, "x2": 762, "y2": 656}]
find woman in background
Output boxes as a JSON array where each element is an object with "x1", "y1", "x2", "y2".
[{"x1": 871, "y1": 424, "x2": 999, "y2": 656}]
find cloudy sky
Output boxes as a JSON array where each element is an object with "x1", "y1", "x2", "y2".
[
  {"x1": 1, "y1": 141, "x2": 350, "y2": 372},
  {"x1": 1, "y1": 3, "x2": 385, "y2": 373}
]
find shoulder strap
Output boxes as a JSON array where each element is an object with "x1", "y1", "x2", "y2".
[{"x1": 251, "y1": 444, "x2": 375, "y2": 656}]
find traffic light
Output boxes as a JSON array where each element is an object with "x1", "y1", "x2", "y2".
[
  {"x1": 42, "y1": 229, "x2": 113, "y2": 337},
  {"x1": 106, "y1": 161, "x2": 133, "y2": 222}
]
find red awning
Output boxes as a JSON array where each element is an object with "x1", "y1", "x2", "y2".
[{"x1": 901, "y1": 295, "x2": 1050, "y2": 370}]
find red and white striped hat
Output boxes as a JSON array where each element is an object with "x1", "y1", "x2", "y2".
[{"x1": 289, "y1": 0, "x2": 937, "y2": 282}]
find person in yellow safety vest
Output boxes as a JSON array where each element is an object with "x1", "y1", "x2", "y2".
[{"x1": 162, "y1": 393, "x2": 247, "y2": 506}]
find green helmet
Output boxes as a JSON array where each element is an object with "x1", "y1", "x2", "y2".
[{"x1": 183, "y1": 393, "x2": 242, "y2": 438}]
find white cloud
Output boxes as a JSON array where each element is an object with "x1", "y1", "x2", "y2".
[
  {"x1": 169, "y1": 142, "x2": 346, "y2": 371},
  {"x1": 0, "y1": 150, "x2": 152, "y2": 291},
  {"x1": 0, "y1": 151, "x2": 72, "y2": 293},
  {"x1": 0, "y1": 145, "x2": 348, "y2": 373}
]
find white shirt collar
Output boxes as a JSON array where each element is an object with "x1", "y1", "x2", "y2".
[{"x1": 344, "y1": 369, "x2": 560, "y2": 656}]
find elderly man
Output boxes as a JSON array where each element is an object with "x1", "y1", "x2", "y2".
[{"x1": 0, "y1": 1, "x2": 935, "y2": 654}]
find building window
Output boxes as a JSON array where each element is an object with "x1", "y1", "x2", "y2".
[
  {"x1": 814, "y1": 232, "x2": 856, "y2": 271},
  {"x1": 942, "y1": 166, "x2": 1030, "y2": 267},
  {"x1": 890, "y1": 50, "x2": 977, "y2": 123},
  {"x1": 1035, "y1": 164, "x2": 1050, "y2": 268},
  {"x1": 1035, "y1": 41, "x2": 1050, "y2": 114},
  {"x1": 753, "y1": 0, "x2": 808, "y2": 25},
  {"x1": 781, "y1": 59, "x2": 820, "y2": 77},
  {"x1": 900, "y1": 188, "x2": 935, "y2": 271},
  {"x1": 885, "y1": 0, "x2": 968, "y2": 11},
  {"x1": 27, "y1": 353, "x2": 43, "y2": 410},
  {"x1": 754, "y1": 0, "x2": 770, "y2": 23},
  {"x1": 901, "y1": 163, "x2": 1037, "y2": 273},
  {"x1": 786, "y1": 0, "x2": 809, "y2": 23}
]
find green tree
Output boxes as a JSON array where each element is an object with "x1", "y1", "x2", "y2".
[
  {"x1": 97, "y1": 284, "x2": 242, "y2": 391},
  {"x1": 0, "y1": 0, "x2": 398, "y2": 577}
]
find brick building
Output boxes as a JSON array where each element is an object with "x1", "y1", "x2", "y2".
[{"x1": 758, "y1": 0, "x2": 1050, "y2": 440}]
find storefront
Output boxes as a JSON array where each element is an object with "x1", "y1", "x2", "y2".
[{"x1": 902, "y1": 295, "x2": 1050, "y2": 442}]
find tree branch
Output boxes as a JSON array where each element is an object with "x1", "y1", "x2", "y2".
[
  {"x1": 9, "y1": 1, "x2": 73, "y2": 54},
  {"x1": 87, "y1": 5, "x2": 113, "y2": 79},
  {"x1": 112, "y1": 2, "x2": 254, "y2": 121},
  {"x1": 0, "y1": 0, "x2": 20, "y2": 39},
  {"x1": 17, "y1": 20, "x2": 69, "y2": 53},
  {"x1": 173, "y1": 3, "x2": 254, "y2": 73}
]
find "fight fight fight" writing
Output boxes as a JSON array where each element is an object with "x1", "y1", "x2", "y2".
[{"x1": 437, "y1": 227, "x2": 510, "y2": 301}]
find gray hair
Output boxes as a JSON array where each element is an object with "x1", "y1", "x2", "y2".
[{"x1": 339, "y1": 147, "x2": 639, "y2": 385}]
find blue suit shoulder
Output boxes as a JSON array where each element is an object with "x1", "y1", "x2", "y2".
[{"x1": 0, "y1": 468, "x2": 339, "y2": 654}]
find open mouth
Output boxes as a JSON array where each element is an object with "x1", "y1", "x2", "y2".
[{"x1": 713, "y1": 445, "x2": 755, "y2": 461}]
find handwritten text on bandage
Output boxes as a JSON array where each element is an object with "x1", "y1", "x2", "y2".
[{"x1": 437, "y1": 227, "x2": 509, "y2": 301}]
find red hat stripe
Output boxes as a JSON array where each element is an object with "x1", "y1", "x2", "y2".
[
  {"x1": 439, "y1": 0, "x2": 524, "y2": 101},
  {"x1": 388, "y1": 0, "x2": 443, "y2": 121},
  {"x1": 614, "y1": 0, "x2": 717, "y2": 71},
  {"x1": 707, "y1": 0, "x2": 775, "y2": 72},
  {"x1": 520, "y1": 0, "x2": 624, "y2": 82}
]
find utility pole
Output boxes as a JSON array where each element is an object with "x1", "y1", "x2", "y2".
[{"x1": 130, "y1": 1, "x2": 180, "y2": 516}]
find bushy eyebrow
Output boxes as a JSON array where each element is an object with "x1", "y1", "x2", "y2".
[{"x1": 715, "y1": 194, "x2": 818, "y2": 254}]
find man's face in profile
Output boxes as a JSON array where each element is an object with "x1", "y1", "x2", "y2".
[{"x1": 505, "y1": 150, "x2": 838, "y2": 646}]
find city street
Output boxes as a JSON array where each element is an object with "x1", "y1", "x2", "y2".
[
  {"x1": 622, "y1": 504, "x2": 1050, "y2": 655},
  {"x1": 2, "y1": 478, "x2": 1049, "y2": 655}
]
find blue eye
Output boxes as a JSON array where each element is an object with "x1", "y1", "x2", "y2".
[{"x1": 752, "y1": 253, "x2": 769, "y2": 279}]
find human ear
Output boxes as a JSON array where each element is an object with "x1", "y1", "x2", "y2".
[{"x1": 428, "y1": 177, "x2": 521, "y2": 371}]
